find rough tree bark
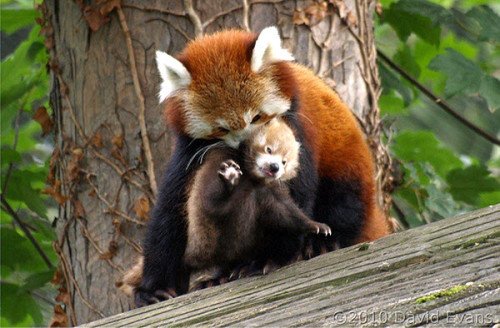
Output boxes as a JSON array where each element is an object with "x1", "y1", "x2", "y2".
[{"x1": 44, "y1": 0, "x2": 391, "y2": 325}]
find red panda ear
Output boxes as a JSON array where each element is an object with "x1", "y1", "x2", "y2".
[
  {"x1": 251, "y1": 26, "x2": 294, "y2": 73},
  {"x1": 156, "y1": 51, "x2": 191, "y2": 103}
]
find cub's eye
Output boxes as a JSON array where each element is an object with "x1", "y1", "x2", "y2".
[
  {"x1": 251, "y1": 114, "x2": 262, "y2": 124},
  {"x1": 265, "y1": 146, "x2": 272, "y2": 154},
  {"x1": 282, "y1": 160, "x2": 287, "y2": 165},
  {"x1": 218, "y1": 127, "x2": 230, "y2": 134}
]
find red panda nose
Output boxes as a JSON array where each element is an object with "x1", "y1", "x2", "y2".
[{"x1": 269, "y1": 163, "x2": 279, "y2": 173}]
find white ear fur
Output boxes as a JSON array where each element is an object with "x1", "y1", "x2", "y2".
[
  {"x1": 251, "y1": 26, "x2": 294, "y2": 73},
  {"x1": 156, "y1": 50, "x2": 191, "y2": 103}
]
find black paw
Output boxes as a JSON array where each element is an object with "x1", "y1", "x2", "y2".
[
  {"x1": 311, "y1": 222, "x2": 332, "y2": 236},
  {"x1": 134, "y1": 288, "x2": 177, "y2": 308},
  {"x1": 228, "y1": 261, "x2": 263, "y2": 281},
  {"x1": 218, "y1": 160, "x2": 242, "y2": 186}
]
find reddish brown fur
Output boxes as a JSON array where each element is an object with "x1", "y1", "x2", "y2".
[{"x1": 164, "y1": 30, "x2": 390, "y2": 246}]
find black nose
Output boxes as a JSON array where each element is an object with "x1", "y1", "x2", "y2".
[{"x1": 269, "y1": 163, "x2": 279, "y2": 173}]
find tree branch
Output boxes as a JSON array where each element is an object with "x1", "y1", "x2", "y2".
[
  {"x1": 377, "y1": 50, "x2": 500, "y2": 146},
  {"x1": 0, "y1": 195, "x2": 54, "y2": 269}
]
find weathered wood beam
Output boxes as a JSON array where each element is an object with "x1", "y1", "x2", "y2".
[{"x1": 84, "y1": 205, "x2": 500, "y2": 327}]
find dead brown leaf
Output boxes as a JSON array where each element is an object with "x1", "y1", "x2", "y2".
[
  {"x1": 133, "y1": 196, "x2": 150, "y2": 221},
  {"x1": 49, "y1": 304, "x2": 68, "y2": 327},
  {"x1": 98, "y1": 0, "x2": 121, "y2": 16},
  {"x1": 293, "y1": 1, "x2": 329, "y2": 26},
  {"x1": 112, "y1": 134, "x2": 124, "y2": 149},
  {"x1": 33, "y1": 106, "x2": 53, "y2": 136},
  {"x1": 293, "y1": 9, "x2": 309, "y2": 25},
  {"x1": 90, "y1": 132, "x2": 104, "y2": 148},
  {"x1": 66, "y1": 148, "x2": 84, "y2": 182},
  {"x1": 43, "y1": 180, "x2": 68, "y2": 205},
  {"x1": 99, "y1": 240, "x2": 118, "y2": 260},
  {"x1": 73, "y1": 199, "x2": 86, "y2": 218}
]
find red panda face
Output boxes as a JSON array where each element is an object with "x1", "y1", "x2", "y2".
[
  {"x1": 156, "y1": 27, "x2": 295, "y2": 148},
  {"x1": 246, "y1": 119, "x2": 300, "y2": 182}
]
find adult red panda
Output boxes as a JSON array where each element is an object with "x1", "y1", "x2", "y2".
[{"x1": 136, "y1": 27, "x2": 390, "y2": 306}]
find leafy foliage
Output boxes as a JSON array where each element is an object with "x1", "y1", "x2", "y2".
[
  {"x1": 1, "y1": 3, "x2": 56, "y2": 327},
  {"x1": 377, "y1": 0, "x2": 500, "y2": 225}
]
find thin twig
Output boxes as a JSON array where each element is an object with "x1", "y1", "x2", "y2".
[
  {"x1": 54, "y1": 243, "x2": 105, "y2": 318},
  {"x1": 121, "y1": 234, "x2": 143, "y2": 253},
  {"x1": 116, "y1": 7, "x2": 158, "y2": 197},
  {"x1": 203, "y1": 5, "x2": 244, "y2": 30},
  {"x1": 1, "y1": 196, "x2": 54, "y2": 269},
  {"x1": 121, "y1": 3, "x2": 185, "y2": 17},
  {"x1": 183, "y1": 0, "x2": 203, "y2": 36},
  {"x1": 53, "y1": 243, "x2": 77, "y2": 326},
  {"x1": 242, "y1": 0, "x2": 250, "y2": 31},
  {"x1": 78, "y1": 220, "x2": 125, "y2": 273},
  {"x1": 85, "y1": 176, "x2": 146, "y2": 226},
  {"x1": 377, "y1": 50, "x2": 500, "y2": 146}
]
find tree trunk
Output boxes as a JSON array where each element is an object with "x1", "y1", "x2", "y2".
[{"x1": 44, "y1": 0, "x2": 389, "y2": 325}]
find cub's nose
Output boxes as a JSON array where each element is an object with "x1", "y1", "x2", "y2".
[{"x1": 269, "y1": 163, "x2": 280, "y2": 173}]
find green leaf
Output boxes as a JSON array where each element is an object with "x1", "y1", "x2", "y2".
[
  {"x1": 20, "y1": 270, "x2": 55, "y2": 292},
  {"x1": 394, "y1": 45, "x2": 421, "y2": 78},
  {"x1": 465, "y1": 5, "x2": 500, "y2": 42},
  {"x1": 382, "y1": 0, "x2": 443, "y2": 46},
  {"x1": 0, "y1": 9, "x2": 36, "y2": 34},
  {"x1": 447, "y1": 165, "x2": 500, "y2": 206},
  {"x1": 478, "y1": 191, "x2": 500, "y2": 207},
  {"x1": 3, "y1": 169, "x2": 47, "y2": 218},
  {"x1": 0, "y1": 227, "x2": 47, "y2": 273},
  {"x1": 428, "y1": 48, "x2": 482, "y2": 96},
  {"x1": 1, "y1": 148, "x2": 22, "y2": 166},
  {"x1": 393, "y1": 131, "x2": 463, "y2": 177},
  {"x1": 379, "y1": 94, "x2": 407, "y2": 116},
  {"x1": 1, "y1": 282, "x2": 43, "y2": 326},
  {"x1": 479, "y1": 75, "x2": 500, "y2": 112},
  {"x1": 379, "y1": 62, "x2": 413, "y2": 105}
]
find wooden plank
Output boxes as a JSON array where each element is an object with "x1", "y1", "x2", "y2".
[{"x1": 83, "y1": 205, "x2": 500, "y2": 327}]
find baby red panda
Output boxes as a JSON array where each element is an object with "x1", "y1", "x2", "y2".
[
  {"x1": 137, "y1": 27, "x2": 391, "y2": 306},
  {"x1": 121, "y1": 119, "x2": 330, "y2": 303}
]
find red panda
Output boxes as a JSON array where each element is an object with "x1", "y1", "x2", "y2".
[
  {"x1": 136, "y1": 27, "x2": 390, "y2": 307},
  {"x1": 121, "y1": 119, "x2": 330, "y2": 302}
]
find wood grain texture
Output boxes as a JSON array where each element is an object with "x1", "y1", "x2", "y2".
[{"x1": 83, "y1": 205, "x2": 500, "y2": 327}]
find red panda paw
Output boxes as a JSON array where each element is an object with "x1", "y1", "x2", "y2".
[
  {"x1": 218, "y1": 160, "x2": 242, "y2": 186},
  {"x1": 311, "y1": 222, "x2": 332, "y2": 236}
]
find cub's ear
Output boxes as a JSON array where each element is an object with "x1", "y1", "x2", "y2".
[
  {"x1": 156, "y1": 50, "x2": 191, "y2": 103},
  {"x1": 251, "y1": 26, "x2": 294, "y2": 73}
]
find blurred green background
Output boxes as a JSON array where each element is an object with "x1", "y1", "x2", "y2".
[{"x1": 1, "y1": 0, "x2": 499, "y2": 326}]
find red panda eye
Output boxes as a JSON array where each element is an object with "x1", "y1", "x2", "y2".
[
  {"x1": 265, "y1": 146, "x2": 272, "y2": 154},
  {"x1": 219, "y1": 127, "x2": 230, "y2": 134},
  {"x1": 282, "y1": 160, "x2": 287, "y2": 165},
  {"x1": 251, "y1": 114, "x2": 262, "y2": 124}
]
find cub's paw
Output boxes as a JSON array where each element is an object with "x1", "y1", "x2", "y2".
[
  {"x1": 134, "y1": 288, "x2": 177, "y2": 308},
  {"x1": 218, "y1": 160, "x2": 242, "y2": 186},
  {"x1": 311, "y1": 222, "x2": 332, "y2": 236}
]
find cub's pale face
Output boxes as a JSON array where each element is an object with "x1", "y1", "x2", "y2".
[{"x1": 247, "y1": 120, "x2": 300, "y2": 182}]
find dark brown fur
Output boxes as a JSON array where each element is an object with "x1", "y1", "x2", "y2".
[{"x1": 121, "y1": 121, "x2": 329, "y2": 296}]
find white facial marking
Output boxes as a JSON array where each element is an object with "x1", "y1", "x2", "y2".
[
  {"x1": 261, "y1": 94, "x2": 290, "y2": 116},
  {"x1": 255, "y1": 153, "x2": 285, "y2": 180},
  {"x1": 156, "y1": 50, "x2": 192, "y2": 103},
  {"x1": 251, "y1": 26, "x2": 294, "y2": 73},
  {"x1": 215, "y1": 118, "x2": 230, "y2": 130},
  {"x1": 184, "y1": 111, "x2": 213, "y2": 139}
]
